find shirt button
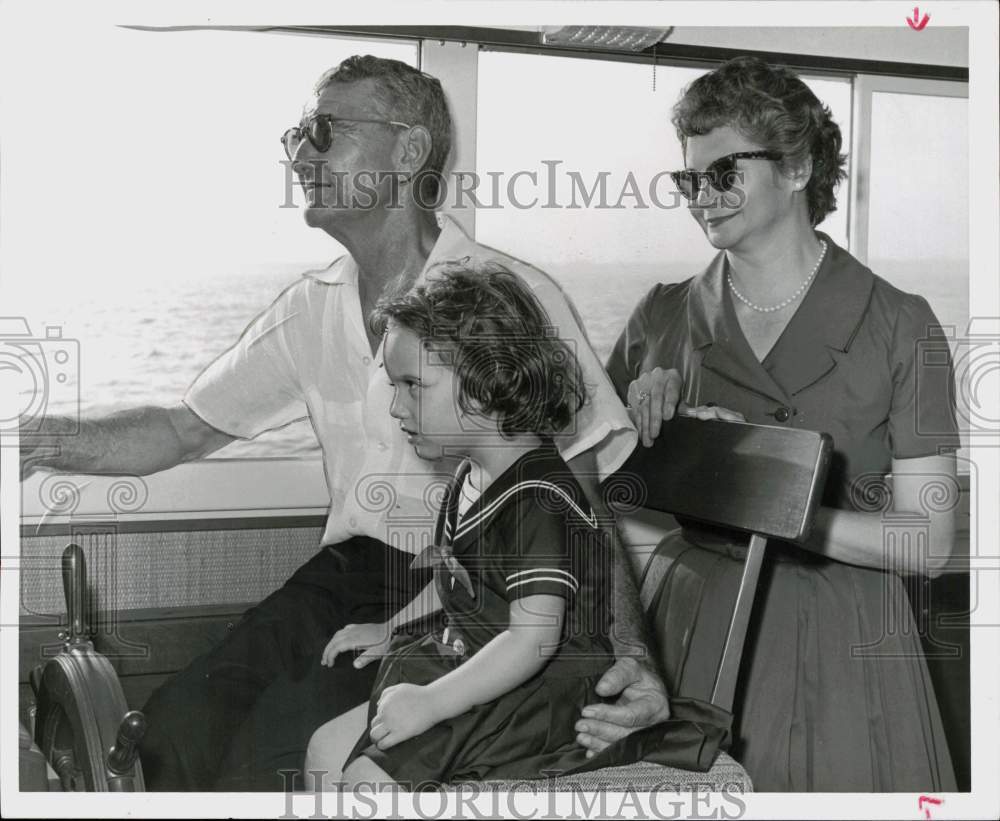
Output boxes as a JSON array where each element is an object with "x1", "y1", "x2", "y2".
[
  {"x1": 363, "y1": 355, "x2": 372, "y2": 365},
  {"x1": 349, "y1": 517, "x2": 358, "y2": 528},
  {"x1": 774, "y1": 406, "x2": 791, "y2": 423},
  {"x1": 377, "y1": 441, "x2": 388, "y2": 451},
  {"x1": 453, "y1": 638, "x2": 466, "y2": 656}
]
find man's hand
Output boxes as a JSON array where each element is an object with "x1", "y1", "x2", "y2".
[
  {"x1": 369, "y1": 683, "x2": 442, "y2": 750},
  {"x1": 321, "y1": 622, "x2": 392, "y2": 668},
  {"x1": 575, "y1": 658, "x2": 671, "y2": 757},
  {"x1": 19, "y1": 441, "x2": 51, "y2": 481},
  {"x1": 626, "y1": 368, "x2": 683, "y2": 448},
  {"x1": 14, "y1": 405, "x2": 236, "y2": 479}
]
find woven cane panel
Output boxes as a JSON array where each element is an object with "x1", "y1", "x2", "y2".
[
  {"x1": 19, "y1": 527, "x2": 323, "y2": 618},
  {"x1": 474, "y1": 754, "x2": 751, "y2": 791}
]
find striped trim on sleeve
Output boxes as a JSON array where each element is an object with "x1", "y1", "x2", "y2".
[{"x1": 506, "y1": 568, "x2": 579, "y2": 596}]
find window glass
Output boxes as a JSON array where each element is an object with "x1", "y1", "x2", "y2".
[
  {"x1": 1, "y1": 29, "x2": 417, "y2": 458},
  {"x1": 475, "y1": 51, "x2": 852, "y2": 362},
  {"x1": 868, "y1": 92, "x2": 969, "y2": 339}
]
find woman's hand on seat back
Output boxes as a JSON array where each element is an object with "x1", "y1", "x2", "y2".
[
  {"x1": 627, "y1": 368, "x2": 744, "y2": 446},
  {"x1": 626, "y1": 367, "x2": 683, "y2": 447}
]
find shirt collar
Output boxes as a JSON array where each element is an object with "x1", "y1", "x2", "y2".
[
  {"x1": 688, "y1": 232, "x2": 875, "y2": 399},
  {"x1": 302, "y1": 255, "x2": 358, "y2": 286},
  {"x1": 419, "y1": 214, "x2": 476, "y2": 281},
  {"x1": 300, "y1": 214, "x2": 472, "y2": 287}
]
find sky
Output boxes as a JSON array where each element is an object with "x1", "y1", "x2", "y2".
[{"x1": 0, "y1": 26, "x2": 417, "y2": 296}]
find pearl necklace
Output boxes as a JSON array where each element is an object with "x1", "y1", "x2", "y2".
[{"x1": 727, "y1": 240, "x2": 828, "y2": 313}]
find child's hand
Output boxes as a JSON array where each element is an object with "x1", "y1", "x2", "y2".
[
  {"x1": 321, "y1": 622, "x2": 392, "y2": 668},
  {"x1": 369, "y1": 683, "x2": 443, "y2": 750}
]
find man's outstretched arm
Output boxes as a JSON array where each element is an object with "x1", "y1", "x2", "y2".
[{"x1": 20, "y1": 403, "x2": 236, "y2": 478}]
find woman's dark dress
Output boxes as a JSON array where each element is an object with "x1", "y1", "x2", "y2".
[{"x1": 606, "y1": 234, "x2": 959, "y2": 791}]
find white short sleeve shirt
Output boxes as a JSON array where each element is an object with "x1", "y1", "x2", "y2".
[{"x1": 185, "y1": 217, "x2": 636, "y2": 551}]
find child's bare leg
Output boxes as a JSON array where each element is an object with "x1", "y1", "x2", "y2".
[
  {"x1": 304, "y1": 703, "x2": 368, "y2": 790},
  {"x1": 343, "y1": 755, "x2": 398, "y2": 788}
]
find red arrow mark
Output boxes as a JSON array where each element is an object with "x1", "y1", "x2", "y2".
[
  {"x1": 918, "y1": 795, "x2": 942, "y2": 819},
  {"x1": 907, "y1": 6, "x2": 931, "y2": 30}
]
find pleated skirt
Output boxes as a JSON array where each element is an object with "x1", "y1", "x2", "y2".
[
  {"x1": 646, "y1": 530, "x2": 957, "y2": 792},
  {"x1": 344, "y1": 633, "x2": 615, "y2": 788}
]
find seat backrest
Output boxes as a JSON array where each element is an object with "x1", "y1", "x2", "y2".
[
  {"x1": 604, "y1": 416, "x2": 832, "y2": 712},
  {"x1": 611, "y1": 416, "x2": 832, "y2": 543}
]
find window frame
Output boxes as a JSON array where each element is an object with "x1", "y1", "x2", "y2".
[{"x1": 847, "y1": 75, "x2": 969, "y2": 267}]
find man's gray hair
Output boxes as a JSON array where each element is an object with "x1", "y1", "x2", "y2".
[{"x1": 316, "y1": 55, "x2": 452, "y2": 201}]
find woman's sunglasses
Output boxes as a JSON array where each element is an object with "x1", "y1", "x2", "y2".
[
  {"x1": 669, "y1": 151, "x2": 783, "y2": 202},
  {"x1": 281, "y1": 114, "x2": 411, "y2": 160}
]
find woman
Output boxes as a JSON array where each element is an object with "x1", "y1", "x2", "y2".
[{"x1": 605, "y1": 56, "x2": 959, "y2": 791}]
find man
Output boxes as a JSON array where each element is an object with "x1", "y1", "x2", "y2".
[{"x1": 21, "y1": 55, "x2": 672, "y2": 790}]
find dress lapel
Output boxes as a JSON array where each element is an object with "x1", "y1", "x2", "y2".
[
  {"x1": 763, "y1": 234, "x2": 874, "y2": 396},
  {"x1": 689, "y1": 253, "x2": 790, "y2": 405},
  {"x1": 688, "y1": 233, "x2": 874, "y2": 402}
]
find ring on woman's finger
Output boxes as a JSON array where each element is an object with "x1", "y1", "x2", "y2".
[{"x1": 637, "y1": 390, "x2": 650, "y2": 404}]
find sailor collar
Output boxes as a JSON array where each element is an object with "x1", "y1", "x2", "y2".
[{"x1": 447, "y1": 443, "x2": 598, "y2": 550}]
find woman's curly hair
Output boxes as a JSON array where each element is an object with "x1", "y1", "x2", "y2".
[
  {"x1": 370, "y1": 260, "x2": 587, "y2": 438},
  {"x1": 672, "y1": 56, "x2": 848, "y2": 226}
]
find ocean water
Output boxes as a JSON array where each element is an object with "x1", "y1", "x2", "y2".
[{"x1": 11, "y1": 258, "x2": 968, "y2": 460}]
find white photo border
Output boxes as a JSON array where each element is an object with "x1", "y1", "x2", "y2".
[{"x1": 2, "y1": 1, "x2": 997, "y2": 819}]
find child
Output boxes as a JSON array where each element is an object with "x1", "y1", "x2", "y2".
[{"x1": 304, "y1": 262, "x2": 621, "y2": 789}]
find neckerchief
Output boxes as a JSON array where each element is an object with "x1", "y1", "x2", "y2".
[{"x1": 410, "y1": 459, "x2": 475, "y2": 597}]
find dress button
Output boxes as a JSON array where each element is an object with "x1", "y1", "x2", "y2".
[
  {"x1": 774, "y1": 406, "x2": 791, "y2": 423},
  {"x1": 349, "y1": 517, "x2": 358, "y2": 528}
]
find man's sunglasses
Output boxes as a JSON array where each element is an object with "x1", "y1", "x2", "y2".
[
  {"x1": 669, "y1": 151, "x2": 783, "y2": 202},
  {"x1": 281, "y1": 114, "x2": 412, "y2": 160}
]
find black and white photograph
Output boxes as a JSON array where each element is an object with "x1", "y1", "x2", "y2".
[{"x1": 2, "y1": 1, "x2": 997, "y2": 818}]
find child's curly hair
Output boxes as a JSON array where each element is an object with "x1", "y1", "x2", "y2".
[
  {"x1": 672, "y1": 56, "x2": 848, "y2": 227},
  {"x1": 370, "y1": 260, "x2": 587, "y2": 438}
]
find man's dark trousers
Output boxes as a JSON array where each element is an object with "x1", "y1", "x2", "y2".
[{"x1": 139, "y1": 536, "x2": 429, "y2": 791}]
